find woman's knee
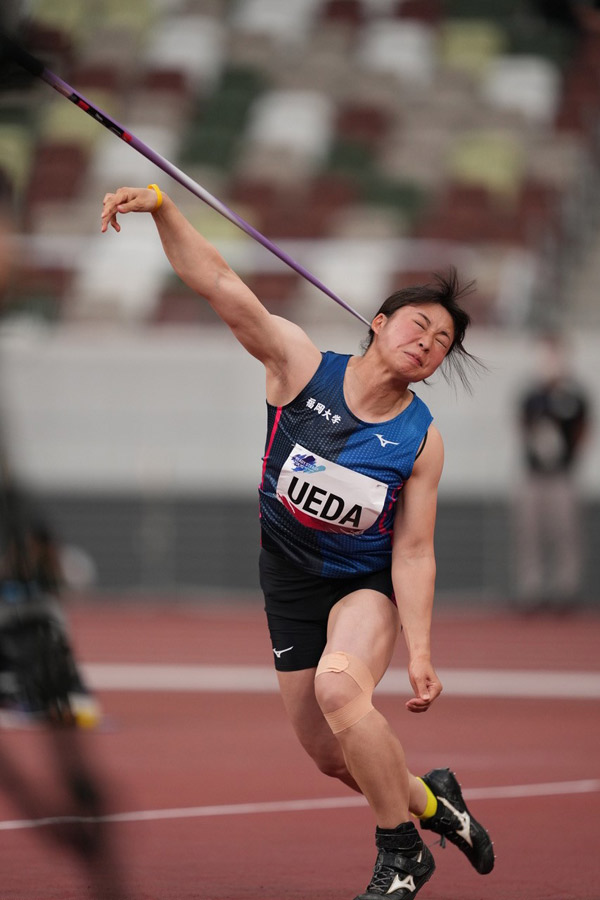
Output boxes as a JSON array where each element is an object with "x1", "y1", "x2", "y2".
[
  {"x1": 314, "y1": 651, "x2": 375, "y2": 734},
  {"x1": 314, "y1": 670, "x2": 354, "y2": 712}
]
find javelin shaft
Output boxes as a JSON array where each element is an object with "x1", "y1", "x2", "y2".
[{"x1": 3, "y1": 34, "x2": 371, "y2": 327}]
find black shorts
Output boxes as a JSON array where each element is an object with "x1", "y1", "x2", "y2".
[{"x1": 259, "y1": 547, "x2": 394, "y2": 672}]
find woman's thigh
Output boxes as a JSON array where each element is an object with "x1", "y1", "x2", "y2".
[{"x1": 325, "y1": 589, "x2": 400, "y2": 685}]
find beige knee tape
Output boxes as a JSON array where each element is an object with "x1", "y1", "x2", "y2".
[{"x1": 315, "y1": 651, "x2": 375, "y2": 734}]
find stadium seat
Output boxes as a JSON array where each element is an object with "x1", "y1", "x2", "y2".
[
  {"x1": 330, "y1": 204, "x2": 407, "y2": 240},
  {"x1": 439, "y1": 19, "x2": 506, "y2": 78},
  {"x1": 26, "y1": 141, "x2": 89, "y2": 206},
  {"x1": 412, "y1": 180, "x2": 529, "y2": 245},
  {"x1": 392, "y1": 0, "x2": 444, "y2": 25},
  {"x1": 447, "y1": 128, "x2": 525, "y2": 197},
  {"x1": 232, "y1": 0, "x2": 321, "y2": 45},
  {"x1": 554, "y1": 55, "x2": 600, "y2": 135},
  {"x1": 0, "y1": 124, "x2": 34, "y2": 193},
  {"x1": 335, "y1": 102, "x2": 392, "y2": 149},
  {"x1": 412, "y1": 184, "x2": 492, "y2": 243},
  {"x1": 242, "y1": 270, "x2": 300, "y2": 311},
  {"x1": 227, "y1": 176, "x2": 281, "y2": 224},
  {"x1": 179, "y1": 123, "x2": 240, "y2": 172},
  {"x1": 358, "y1": 19, "x2": 437, "y2": 86},
  {"x1": 308, "y1": 172, "x2": 359, "y2": 212},
  {"x1": 245, "y1": 90, "x2": 335, "y2": 167},
  {"x1": 326, "y1": 138, "x2": 376, "y2": 182},
  {"x1": 262, "y1": 37, "x2": 351, "y2": 98},
  {"x1": 143, "y1": 15, "x2": 226, "y2": 95},
  {"x1": 379, "y1": 118, "x2": 454, "y2": 189},
  {"x1": 38, "y1": 96, "x2": 102, "y2": 148},
  {"x1": 139, "y1": 68, "x2": 189, "y2": 98},
  {"x1": 130, "y1": 70, "x2": 194, "y2": 133},
  {"x1": 67, "y1": 62, "x2": 124, "y2": 95},
  {"x1": 89, "y1": 125, "x2": 180, "y2": 192},
  {"x1": 152, "y1": 287, "x2": 217, "y2": 326},
  {"x1": 29, "y1": 0, "x2": 87, "y2": 41},
  {"x1": 8, "y1": 263, "x2": 72, "y2": 323},
  {"x1": 294, "y1": 240, "x2": 393, "y2": 323},
  {"x1": 70, "y1": 228, "x2": 165, "y2": 323},
  {"x1": 99, "y1": 0, "x2": 154, "y2": 34},
  {"x1": 259, "y1": 187, "x2": 338, "y2": 239},
  {"x1": 178, "y1": 65, "x2": 268, "y2": 172},
  {"x1": 320, "y1": 0, "x2": 366, "y2": 29},
  {"x1": 525, "y1": 130, "x2": 587, "y2": 193},
  {"x1": 360, "y1": 174, "x2": 426, "y2": 224},
  {"x1": 514, "y1": 178, "x2": 564, "y2": 247},
  {"x1": 386, "y1": 269, "x2": 439, "y2": 291},
  {"x1": 21, "y1": 20, "x2": 75, "y2": 70},
  {"x1": 481, "y1": 55, "x2": 562, "y2": 127}
]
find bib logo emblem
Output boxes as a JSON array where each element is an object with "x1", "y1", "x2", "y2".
[{"x1": 291, "y1": 453, "x2": 326, "y2": 474}]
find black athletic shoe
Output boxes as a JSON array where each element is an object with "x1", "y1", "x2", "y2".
[
  {"x1": 354, "y1": 822, "x2": 436, "y2": 899},
  {"x1": 419, "y1": 768, "x2": 495, "y2": 874}
]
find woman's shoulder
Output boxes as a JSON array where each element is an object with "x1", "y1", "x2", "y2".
[
  {"x1": 320, "y1": 349, "x2": 353, "y2": 367},
  {"x1": 412, "y1": 423, "x2": 444, "y2": 480},
  {"x1": 407, "y1": 390, "x2": 434, "y2": 423}
]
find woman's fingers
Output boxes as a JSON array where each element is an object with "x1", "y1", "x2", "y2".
[{"x1": 100, "y1": 187, "x2": 156, "y2": 233}]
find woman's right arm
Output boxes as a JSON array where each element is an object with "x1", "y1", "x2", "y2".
[{"x1": 101, "y1": 186, "x2": 321, "y2": 399}]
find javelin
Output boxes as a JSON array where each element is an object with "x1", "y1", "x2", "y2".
[{"x1": 1, "y1": 33, "x2": 371, "y2": 327}]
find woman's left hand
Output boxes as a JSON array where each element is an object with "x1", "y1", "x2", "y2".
[
  {"x1": 100, "y1": 186, "x2": 160, "y2": 234},
  {"x1": 406, "y1": 656, "x2": 442, "y2": 713}
]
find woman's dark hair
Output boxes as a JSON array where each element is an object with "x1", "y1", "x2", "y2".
[{"x1": 362, "y1": 267, "x2": 483, "y2": 390}]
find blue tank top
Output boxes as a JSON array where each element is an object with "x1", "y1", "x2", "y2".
[{"x1": 258, "y1": 351, "x2": 433, "y2": 577}]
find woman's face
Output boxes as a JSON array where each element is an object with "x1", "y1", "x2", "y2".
[{"x1": 371, "y1": 302, "x2": 454, "y2": 382}]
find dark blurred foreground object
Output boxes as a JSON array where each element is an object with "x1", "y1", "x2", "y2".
[
  {"x1": 0, "y1": 482, "x2": 101, "y2": 729},
  {"x1": 0, "y1": 574, "x2": 101, "y2": 728},
  {"x1": 0, "y1": 720, "x2": 132, "y2": 900},
  {"x1": 0, "y1": 142, "x2": 132, "y2": 900}
]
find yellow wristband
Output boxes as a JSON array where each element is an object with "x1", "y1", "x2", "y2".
[{"x1": 147, "y1": 183, "x2": 163, "y2": 210}]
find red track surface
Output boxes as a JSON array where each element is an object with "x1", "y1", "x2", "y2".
[{"x1": 0, "y1": 599, "x2": 598, "y2": 900}]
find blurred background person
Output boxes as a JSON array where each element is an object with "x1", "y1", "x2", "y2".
[{"x1": 513, "y1": 332, "x2": 591, "y2": 612}]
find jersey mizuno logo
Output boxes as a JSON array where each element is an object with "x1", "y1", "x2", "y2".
[
  {"x1": 273, "y1": 646, "x2": 294, "y2": 658},
  {"x1": 375, "y1": 434, "x2": 400, "y2": 448}
]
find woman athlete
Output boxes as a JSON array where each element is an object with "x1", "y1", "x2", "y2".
[{"x1": 101, "y1": 185, "x2": 494, "y2": 900}]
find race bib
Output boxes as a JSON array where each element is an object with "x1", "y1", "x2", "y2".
[{"x1": 276, "y1": 443, "x2": 388, "y2": 535}]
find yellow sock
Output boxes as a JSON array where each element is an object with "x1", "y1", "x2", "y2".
[{"x1": 416, "y1": 778, "x2": 438, "y2": 819}]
